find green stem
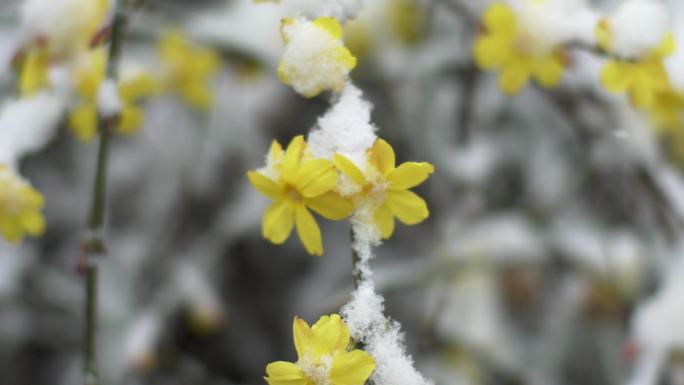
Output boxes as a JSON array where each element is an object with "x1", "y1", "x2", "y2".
[
  {"x1": 350, "y1": 228, "x2": 363, "y2": 290},
  {"x1": 82, "y1": 2, "x2": 129, "y2": 385}
]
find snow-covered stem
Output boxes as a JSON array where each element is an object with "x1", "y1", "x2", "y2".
[{"x1": 82, "y1": 1, "x2": 130, "y2": 384}]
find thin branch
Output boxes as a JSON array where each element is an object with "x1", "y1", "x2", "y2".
[{"x1": 82, "y1": 1, "x2": 130, "y2": 385}]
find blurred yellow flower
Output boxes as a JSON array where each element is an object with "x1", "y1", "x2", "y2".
[
  {"x1": 649, "y1": 88, "x2": 684, "y2": 132},
  {"x1": 247, "y1": 136, "x2": 354, "y2": 256},
  {"x1": 18, "y1": 47, "x2": 51, "y2": 96},
  {"x1": 69, "y1": 49, "x2": 156, "y2": 141},
  {"x1": 0, "y1": 166, "x2": 45, "y2": 244},
  {"x1": 265, "y1": 314, "x2": 375, "y2": 385},
  {"x1": 278, "y1": 17, "x2": 357, "y2": 98},
  {"x1": 385, "y1": 0, "x2": 426, "y2": 46},
  {"x1": 473, "y1": 3, "x2": 566, "y2": 94},
  {"x1": 158, "y1": 30, "x2": 220, "y2": 110},
  {"x1": 334, "y1": 139, "x2": 433, "y2": 239},
  {"x1": 599, "y1": 32, "x2": 675, "y2": 108}
]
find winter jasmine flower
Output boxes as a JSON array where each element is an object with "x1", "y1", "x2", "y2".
[
  {"x1": 0, "y1": 165, "x2": 45, "y2": 243},
  {"x1": 21, "y1": 0, "x2": 110, "y2": 59},
  {"x1": 265, "y1": 314, "x2": 375, "y2": 385},
  {"x1": 158, "y1": 30, "x2": 220, "y2": 110},
  {"x1": 247, "y1": 136, "x2": 354, "y2": 256},
  {"x1": 598, "y1": 32, "x2": 674, "y2": 108},
  {"x1": 334, "y1": 138, "x2": 433, "y2": 239},
  {"x1": 473, "y1": 3, "x2": 566, "y2": 95},
  {"x1": 278, "y1": 17, "x2": 357, "y2": 98},
  {"x1": 69, "y1": 49, "x2": 156, "y2": 141}
]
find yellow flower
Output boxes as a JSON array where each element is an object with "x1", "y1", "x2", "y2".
[
  {"x1": 18, "y1": 47, "x2": 51, "y2": 96},
  {"x1": 648, "y1": 88, "x2": 684, "y2": 132},
  {"x1": 334, "y1": 139, "x2": 433, "y2": 239},
  {"x1": 278, "y1": 17, "x2": 357, "y2": 98},
  {"x1": 385, "y1": 0, "x2": 426, "y2": 46},
  {"x1": 247, "y1": 136, "x2": 354, "y2": 256},
  {"x1": 68, "y1": 49, "x2": 156, "y2": 141},
  {"x1": 158, "y1": 30, "x2": 220, "y2": 110},
  {"x1": 598, "y1": 28, "x2": 675, "y2": 108},
  {"x1": 265, "y1": 314, "x2": 375, "y2": 385},
  {"x1": 0, "y1": 165, "x2": 45, "y2": 244},
  {"x1": 473, "y1": 3, "x2": 566, "y2": 95}
]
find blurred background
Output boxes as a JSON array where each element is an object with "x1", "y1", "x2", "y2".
[{"x1": 2, "y1": 0, "x2": 684, "y2": 384}]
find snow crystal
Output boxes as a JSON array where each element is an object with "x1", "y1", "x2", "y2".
[
  {"x1": 342, "y1": 277, "x2": 433, "y2": 385},
  {"x1": 0, "y1": 93, "x2": 65, "y2": 167},
  {"x1": 604, "y1": 0, "x2": 669, "y2": 58},
  {"x1": 98, "y1": 79, "x2": 123, "y2": 119},
  {"x1": 308, "y1": 83, "x2": 377, "y2": 167},
  {"x1": 342, "y1": 221, "x2": 433, "y2": 385},
  {"x1": 510, "y1": 0, "x2": 599, "y2": 47},
  {"x1": 312, "y1": 0, "x2": 367, "y2": 21}
]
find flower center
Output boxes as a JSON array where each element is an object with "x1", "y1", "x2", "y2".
[
  {"x1": 285, "y1": 184, "x2": 302, "y2": 202},
  {"x1": 513, "y1": 30, "x2": 546, "y2": 55},
  {"x1": 298, "y1": 355, "x2": 333, "y2": 385}
]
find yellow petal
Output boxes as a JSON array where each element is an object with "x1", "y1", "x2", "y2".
[
  {"x1": 330, "y1": 350, "x2": 376, "y2": 385},
  {"x1": 19, "y1": 49, "x2": 50, "y2": 96},
  {"x1": 117, "y1": 105, "x2": 143, "y2": 135},
  {"x1": 268, "y1": 140, "x2": 284, "y2": 163},
  {"x1": 262, "y1": 201, "x2": 295, "y2": 244},
  {"x1": 282, "y1": 136, "x2": 306, "y2": 184},
  {"x1": 474, "y1": 36, "x2": 510, "y2": 69},
  {"x1": 374, "y1": 204, "x2": 395, "y2": 239},
  {"x1": 74, "y1": 49, "x2": 107, "y2": 100},
  {"x1": 368, "y1": 139, "x2": 395, "y2": 177},
  {"x1": 305, "y1": 192, "x2": 354, "y2": 220},
  {"x1": 21, "y1": 212, "x2": 45, "y2": 235},
  {"x1": 386, "y1": 190, "x2": 429, "y2": 225},
  {"x1": 310, "y1": 314, "x2": 351, "y2": 355},
  {"x1": 499, "y1": 58, "x2": 531, "y2": 95},
  {"x1": 68, "y1": 104, "x2": 98, "y2": 142},
  {"x1": 595, "y1": 19, "x2": 612, "y2": 51},
  {"x1": 482, "y1": 3, "x2": 517, "y2": 36},
  {"x1": 335, "y1": 46, "x2": 357, "y2": 72},
  {"x1": 630, "y1": 70, "x2": 656, "y2": 108},
  {"x1": 247, "y1": 171, "x2": 284, "y2": 200},
  {"x1": 0, "y1": 219, "x2": 22, "y2": 244},
  {"x1": 654, "y1": 32, "x2": 676, "y2": 58},
  {"x1": 333, "y1": 154, "x2": 366, "y2": 186},
  {"x1": 181, "y1": 81, "x2": 213, "y2": 110},
  {"x1": 119, "y1": 72, "x2": 157, "y2": 102},
  {"x1": 296, "y1": 159, "x2": 337, "y2": 198},
  {"x1": 265, "y1": 361, "x2": 308, "y2": 385},
  {"x1": 295, "y1": 204, "x2": 323, "y2": 256},
  {"x1": 280, "y1": 18, "x2": 296, "y2": 44},
  {"x1": 313, "y1": 17, "x2": 343, "y2": 39},
  {"x1": 293, "y1": 317, "x2": 314, "y2": 360},
  {"x1": 387, "y1": 162, "x2": 434, "y2": 190},
  {"x1": 600, "y1": 61, "x2": 632, "y2": 92},
  {"x1": 533, "y1": 54, "x2": 564, "y2": 87}
]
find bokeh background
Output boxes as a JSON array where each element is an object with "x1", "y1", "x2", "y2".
[{"x1": 2, "y1": 0, "x2": 684, "y2": 384}]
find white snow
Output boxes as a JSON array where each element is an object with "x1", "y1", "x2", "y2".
[
  {"x1": 308, "y1": 83, "x2": 377, "y2": 168},
  {"x1": 0, "y1": 93, "x2": 65, "y2": 167},
  {"x1": 279, "y1": 17, "x2": 354, "y2": 97},
  {"x1": 98, "y1": 79, "x2": 123, "y2": 119},
  {"x1": 603, "y1": 0, "x2": 670, "y2": 58}
]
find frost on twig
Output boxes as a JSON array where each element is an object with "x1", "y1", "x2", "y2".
[
  {"x1": 342, "y1": 231, "x2": 434, "y2": 385},
  {"x1": 309, "y1": 82, "x2": 433, "y2": 385}
]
